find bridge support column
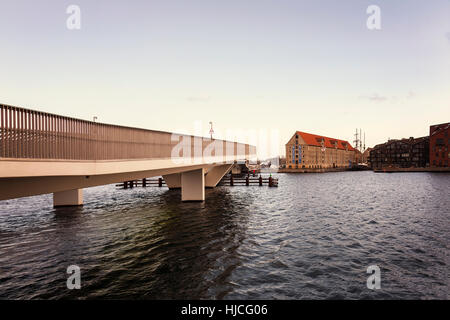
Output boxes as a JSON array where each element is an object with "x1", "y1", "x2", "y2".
[
  {"x1": 181, "y1": 169, "x2": 205, "y2": 202},
  {"x1": 162, "y1": 173, "x2": 181, "y2": 189},
  {"x1": 205, "y1": 164, "x2": 233, "y2": 188},
  {"x1": 53, "y1": 189, "x2": 83, "y2": 207}
]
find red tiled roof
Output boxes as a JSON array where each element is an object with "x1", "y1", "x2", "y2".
[{"x1": 295, "y1": 131, "x2": 355, "y2": 151}]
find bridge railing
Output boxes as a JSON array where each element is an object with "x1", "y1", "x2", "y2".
[{"x1": 0, "y1": 104, "x2": 255, "y2": 161}]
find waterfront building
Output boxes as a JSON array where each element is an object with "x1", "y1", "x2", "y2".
[
  {"x1": 279, "y1": 157, "x2": 286, "y2": 168},
  {"x1": 354, "y1": 149, "x2": 363, "y2": 164},
  {"x1": 285, "y1": 131, "x2": 355, "y2": 169},
  {"x1": 353, "y1": 148, "x2": 371, "y2": 164},
  {"x1": 429, "y1": 123, "x2": 449, "y2": 167},
  {"x1": 362, "y1": 147, "x2": 372, "y2": 164},
  {"x1": 369, "y1": 137, "x2": 429, "y2": 170}
]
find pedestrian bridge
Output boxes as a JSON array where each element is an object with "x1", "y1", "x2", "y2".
[{"x1": 0, "y1": 104, "x2": 256, "y2": 206}]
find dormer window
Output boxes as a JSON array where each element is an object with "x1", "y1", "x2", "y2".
[{"x1": 330, "y1": 140, "x2": 337, "y2": 148}]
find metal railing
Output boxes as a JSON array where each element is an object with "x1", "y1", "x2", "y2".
[{"x1": 0, "y1": 104, "x2": 255, "y2": 161}]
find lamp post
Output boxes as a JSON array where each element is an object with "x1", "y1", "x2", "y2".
[{"x1": 209, "y1": 121, "x2": 214, "y2": 140}]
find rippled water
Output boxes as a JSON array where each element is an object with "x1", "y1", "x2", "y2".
[{"x1": 0, "y1": 172, "x2": 448, "y2": 299}]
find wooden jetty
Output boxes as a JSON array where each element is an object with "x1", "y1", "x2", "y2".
[
  {"x1": 218, "y1": 175, "x2": 278, "y2": 187},
  {"x1": 116, "y1": 175, "x2": 279, "y2": 189},
  {"x1": 116, "y1": 178, "x2": 167, "y2": 189}
]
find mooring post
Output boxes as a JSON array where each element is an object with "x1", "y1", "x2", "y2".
[
  {"x1": 246, "y1": 176, "x2": 249, "y2": 186},
  {"x1": 158, "y1": 178, "x2": 163, "y2": 187},
  {"x1": 230, "y1": 175, "x2": 234, "y2": 186},
  {"x1": 269, "y1": 176, "x2": 273, "y2": 187},
  {"x1": 259, "y1": 175, "x2": 263, "y2": 186},
  {"x1": 124, "y1": 181, "x2": 128, "y2": 189},
  {"x1": 129, "y1": 181, "x2": 134, "y2": 189},
  {"x1": 142, "y1": 178, "x2": 147, "y2": 187}
]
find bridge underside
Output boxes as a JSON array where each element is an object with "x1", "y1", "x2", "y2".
[{"x1": 0, "y1": 159, "x2": 233, "y2": 206}]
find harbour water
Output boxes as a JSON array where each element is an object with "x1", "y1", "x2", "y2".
[{"x1": 0, "y1": 172, "x2": 448, "y2": 299}]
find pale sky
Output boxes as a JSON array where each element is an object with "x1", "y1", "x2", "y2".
[{"x1": 1, "y1": 0, "x2": 449, "y2": 158}]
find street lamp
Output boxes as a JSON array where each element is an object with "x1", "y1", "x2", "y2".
[{"x1": 209, "y1": 121, "x2": 214, "y2": 140}]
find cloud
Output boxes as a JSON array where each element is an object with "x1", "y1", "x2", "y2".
[
  {"x1": 359, "y1": 93, "x2": 388, "y2": 103},
  {"x1": 359, "y1": 91, "x2": 416, "y2": 103},
  {"x1": 407, "y1": 91, "x2": 416, "y2": 99},
  {"x1": 186, "y1": 96, "x2": 211, "y2": 102},
  {"x1": 446, "y1": 32, "x2": 450, "y2": 44}
]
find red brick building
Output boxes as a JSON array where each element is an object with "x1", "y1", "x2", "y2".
[
  {"x1": 369, "y1": 137, "x2": 429, "y2": 169},
  {"x1": 430, "y1": 122, "x2": 449, "y2": 167}
]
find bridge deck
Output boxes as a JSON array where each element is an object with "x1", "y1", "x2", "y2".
[{"x1": 0, "y1": 104, "x2": 256, "y2": 204}]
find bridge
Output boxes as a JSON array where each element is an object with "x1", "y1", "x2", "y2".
[{"x1": 0, "y1": 104, "x2": 256, "y2": 206}]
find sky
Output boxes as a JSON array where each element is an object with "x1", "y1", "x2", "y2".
[{"x1": 0, "y1": 0, "x2": 449, "y2": 158}]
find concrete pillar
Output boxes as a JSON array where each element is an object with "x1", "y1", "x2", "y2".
[
  {"x1": 162, "y1": 173, "x2": 181, "y2": 189},
  {"x1": 205, "y1": 163, "x2": 233, "y2": 188},
  {"x1": 53, "y1": 189, "x2": 83, "y2": 207},
  {"x1": 181, "y1": 168, "x2": 205, "y2": 202}
]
